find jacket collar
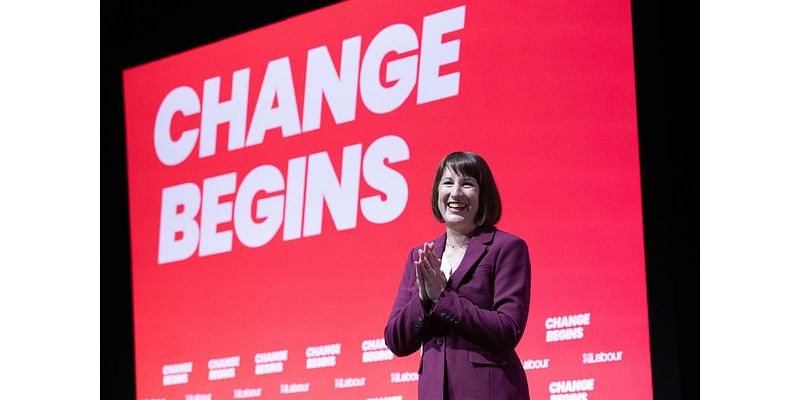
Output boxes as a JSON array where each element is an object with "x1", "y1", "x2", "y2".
[{"x1": 433, "y1": 225, "x2": 497, "y2": 289}]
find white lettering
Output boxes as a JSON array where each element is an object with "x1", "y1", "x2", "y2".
[
  {"x1": 334, "y1": 377, "x2": 366, "y2": 388},
  {"x1": 162, "y1": 373, "x2": 188, "y2": 386},
  {"x1": 363, "y1": 349, "x2": 394, "y2": 363},
  {"x1": 247, "y1": 57, "x2": 301, "y2": 145},
  {"x1": 360, "y1": 135, "x2": 409, "y2": 224},
  {"x1": 306, "y1": 356, "x2": 337, "y2": 369},
  {"x1": 255, "y1": 362, "x2": 283, "y2": 375},
  {"x1": 208, "y1": 368, "x2": 236, "y2": 380},
  {"x1": 208, "y1": 356, "x2": 240, "y2": 369},
  {"x1": 279, "y1": 383, "x2": 310, "y2": 394},
  {"x1": 158, "y1": 135, "x2": 409, "y2": 263},
  {"x1": 153, "y1": 6, "x2": 467, "y2": 166},
  {"x1": 162, "y1": 362, "x2": 193, "y2": 375},
  {"x1": 302, "y1": 37, "x2": 361, "y2": 132},
  {"x1": 233, "y1": 388, "x2": 262, "y2": 399},
  {"x1": 233, "y1": 165, "x2": 284, "y2": 248},
  {"x1": 200, "y1": 68, "x2": 250, "y2": 158},
  {"x1": 199, "y1": 172, "x2": 236, "y2": 256},
  {"x1": 305, "y1": 343, "x2": 342, "y2": 357},
  {"x1": 549, "y1": 379, "x2": 596, "y2": 394},
  {"x1": 158, "y1": 183, "x2": 200, "y2": 264},
  {"x1": 154, "y1": 86, "x2": 200, "y2": 166},
  {"x1": 361, "y1": 338, "x2": 388, "y2": 351},
  {"x1": 184, "y1": 394, "x2": 211, "y2": 400},
  {"x1": 390, "y1": 372, "x2": 419, "y2": 383},
  {"x1": 546, "y1": 327, "x2": 585, "y2": 342},
  {"x1": 550, "y1": 394, "x2": 588, "y2": 400},
  {"x1": 254, "y1": 350, "x2": 288, "y2": 363},
  {"x1": 582, "y1": 351, "x2": 623, "y2": 364},
  {"x1": 303, "y1": 144, "x2": 361, "y2": 236},
  {"x1": 417, "y1": 5, "x2": 464, "y2": 104},
  {"x1": 523, "y1": 358, "x2": 550, "y2": 370},
  {"x1": 545, "y1": 313, "x2": 592, "y2": 329},
  {"x1": 360, "y1": 24, "x2": 418, "y2": 114},
  {"x1": 282, "y1": 156, "x2": 306, "y2": 241}
]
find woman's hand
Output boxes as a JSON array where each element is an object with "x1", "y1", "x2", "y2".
[
  {"x1": 417, "y1": 242, "x2": 447, "y2": 303},
  {"x1": 414, "y1": 257, "x2": 431, "y2": 305}
]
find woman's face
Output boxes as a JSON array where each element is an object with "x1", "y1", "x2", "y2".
[{"x1": 438, "y1": 167, "x2": 480, "y2": 231}]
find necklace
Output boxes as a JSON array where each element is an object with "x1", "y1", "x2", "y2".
[{"x1": 446, "y1": 240, "x2": 468, "y2": 249}]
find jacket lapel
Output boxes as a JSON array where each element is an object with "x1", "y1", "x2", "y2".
[
  {"x1": 449, "y1": 226, "x2": 497, "y2": 289},
  {"x1": 433, "y1": 233, "x2": 446, "y2": 261}
]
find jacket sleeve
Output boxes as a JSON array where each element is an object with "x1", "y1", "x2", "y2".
[
  {"x1": 430, "y1": 237, "x2": 531, "y2": 353},
  {"x1": 384, "y1": 248, "x2": 430, "y2": 357}
]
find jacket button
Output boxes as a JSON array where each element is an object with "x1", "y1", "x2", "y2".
[{"x1": 436, "y1": 337, "x2": 444, "y2": 345}]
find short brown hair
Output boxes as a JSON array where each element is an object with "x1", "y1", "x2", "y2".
[{"x1": 431, "y1": 151, "x2": 502, "y2": 227}]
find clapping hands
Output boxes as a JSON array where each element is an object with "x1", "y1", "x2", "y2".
[{"x1": 414, "y1": 241, "x2": 447, "y2": 305}]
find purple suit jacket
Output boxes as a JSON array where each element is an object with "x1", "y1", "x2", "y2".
[{"x1": 384, "y1": 226, "x2": 532, "y2": 399}]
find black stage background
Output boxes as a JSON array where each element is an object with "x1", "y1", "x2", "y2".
[{"x1": 102, "y1": 1, "x2": 697, "y2": 399}]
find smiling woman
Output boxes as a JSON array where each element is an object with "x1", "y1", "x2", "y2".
[
  {"x1": 384, "y1": 151, "x2": 533, "y2": 400},
  {"x1": 431, "y1": 152, "x2": 502, "y2": 234}
]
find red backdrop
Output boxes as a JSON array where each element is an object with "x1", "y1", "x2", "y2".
[{"x1": 124, "y1": 1, "x2": 651, "y2": 399}]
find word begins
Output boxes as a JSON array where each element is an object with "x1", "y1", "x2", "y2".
[{"x1": 159, "y1": 135, "x2": 408, "y2": 264}]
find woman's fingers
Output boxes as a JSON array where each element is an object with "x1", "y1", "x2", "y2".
[
  {"x1": 420, "y1": 251, "x2": 429, "y2": 271},
  {"x1": 422, "y1": 243, "x2": 435, "y2": 269},
  {"x1": 416, "y1": 249, "x2": 427, "y2": 271},
  {"x1": 415, "y1": 260, "x2": 429, "y2": 302}
]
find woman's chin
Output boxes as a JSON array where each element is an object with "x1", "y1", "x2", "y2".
[{"x1": 445, "y1": 218, "x2": 476, "y2": 230}]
